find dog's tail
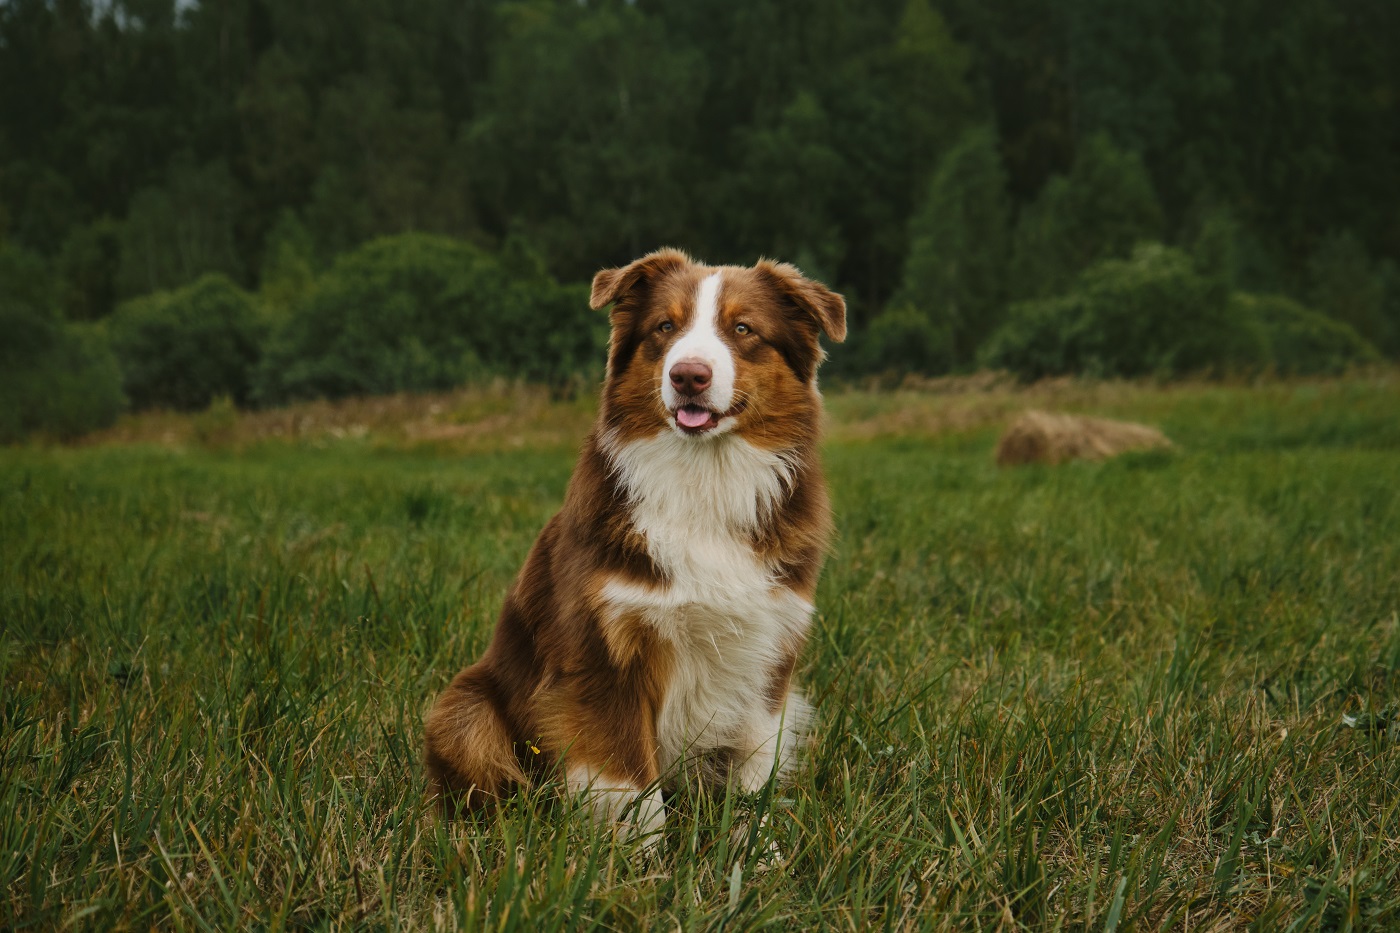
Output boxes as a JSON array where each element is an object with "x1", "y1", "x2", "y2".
[{"x1": 424, "y1": 663, "x2": 528, "y2": 815}]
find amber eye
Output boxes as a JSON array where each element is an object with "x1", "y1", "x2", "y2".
[
  {"x1": 735, "y1": 323, "x2": 751, "y2": 335},
  {"x1": 659, "y1": 321, "x2": 674, "y2": 333}
]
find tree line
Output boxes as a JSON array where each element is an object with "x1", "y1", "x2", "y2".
[{"x1": 2, "y1": 0, "x2": 1397, "y2": 439}]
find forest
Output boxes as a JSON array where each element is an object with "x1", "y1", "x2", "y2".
[{"x1": 2, "y1": 0, "x2": 1398, "y2": 439}]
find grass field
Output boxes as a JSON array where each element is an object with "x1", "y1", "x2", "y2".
[{"x1": 4, "y1": 374, "x2": 1399, "y2": 931}]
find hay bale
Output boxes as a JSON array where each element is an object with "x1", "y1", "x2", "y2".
[{"x1": 995, "y1": 410, "x2": 1172, "y2": 466}]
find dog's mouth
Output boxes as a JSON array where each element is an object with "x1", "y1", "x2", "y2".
[{"x1": 674, "y1": 401, "x2": 746, "y2": 434}]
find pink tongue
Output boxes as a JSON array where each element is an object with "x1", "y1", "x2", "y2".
[{"x1": 677, "y1": 406, "x2": 712, "y2": 429}]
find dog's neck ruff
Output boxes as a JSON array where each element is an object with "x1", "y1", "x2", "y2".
[{"x1": 602, "y1": 430, "x2": 796, "y2": 542}]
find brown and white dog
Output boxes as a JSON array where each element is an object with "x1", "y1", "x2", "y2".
[{"x1": 424, "y1": 248, "x2": 845, "y2": 843}]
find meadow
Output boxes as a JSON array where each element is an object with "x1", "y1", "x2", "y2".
[{"x1": 3, "y1": 374, "x2": 1399, "y2": 931}]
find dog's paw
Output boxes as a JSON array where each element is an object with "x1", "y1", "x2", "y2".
[
  {"x1": 621, "y1": 787, "x2": 667, "y2": 857},
  {"x1": 728, "y1": 812, "x2": 785, "y2": 871}
]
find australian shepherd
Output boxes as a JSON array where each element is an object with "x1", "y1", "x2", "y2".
[{"x1": 424, "y1": 248, "x2": 845, "y2": 843}]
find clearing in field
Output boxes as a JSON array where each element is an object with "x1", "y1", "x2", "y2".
[{"x1": 2, "y1": 375, "x2": 1399, "y2": 930}]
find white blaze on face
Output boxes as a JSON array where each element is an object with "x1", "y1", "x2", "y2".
[{"x1": 661, "y1": 271, "x2": 736, "y2": 414}]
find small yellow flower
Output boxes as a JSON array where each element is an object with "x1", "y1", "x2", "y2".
[{"x1": 529, "y1": 743, "x2": 541, "y2": 755}]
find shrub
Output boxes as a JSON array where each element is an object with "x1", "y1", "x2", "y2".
[
  {"x1": 1306, "y1": 230, "x2": 1392, "y2": 353},
  {"x1": 1231, "y1": 293, "x2": 1379, "y2": 375},
  {"x1": 983, "y1": 243, "x2": 1251, "y2": 380},
  {"x1": 256, "y1": 234, "x2": 603, "y2": 404},
  {"x1": 0, "y1": 299, "x2": 126, "y2": 442},
  {"x1": 983, "y1": 242, "x2": 1381, "y2": 381},
  {"x1": 858, "y1": 302, "x2": 953, "y2": 377},
  {"x1": 976, "y1": 293, "x2": 1080, "y2": 381},
  {"x1": 106, "y1": 274, "x2": 266, "y2": 411}
]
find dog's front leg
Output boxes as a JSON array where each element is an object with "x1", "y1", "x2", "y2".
[
  {"x1": 726, "y1": 690, "x2": 811, "y2": 865},
  {"x1": 731, "y1": 688, "x2": 811, "y2": 793},
  {"x1": 547, "y1": 676, "x2": 667, "y2": 851},
  {"x1": 566, "y1": 763, "x2": 665, "y2": 851}
]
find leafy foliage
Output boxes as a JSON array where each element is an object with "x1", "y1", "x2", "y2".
[
  {"x1": 1232, "y1": 292, "x2": 1381, "y2": 376},
  {"x1": 56, "y1": 217, "x2": 122, "y2": 321},
  {"x1": 116, "y1": 158, "x2": 244, "y2": 298},
  {"x1": 256, "y1": 210, "x2": 318, "y2": 317},
  {"x1": 1, "y1": 0, "x2": 1399, "y2": 435},
  {"x1": 984, "y1": 243, "x2": 1248, "y2": 379},
  {"x1": 256, "y1": 234, "x2": 602, "y2": 404},
  {"x1": 106, "y1": 274, "x2": 265, "y2": 411},
  {"x1": 468, "y1": 1, "x2": 706, "y2": 276},
  {"x1": 1009, "y1": 134, "x2": 1164, "y2": 302},
  {"x1": 856, "y1": 302, "x2": 952, "y2": 377},
  {"x1": 0, "y1": 300, "x2": 124, "y2": 442},
  {"x1": 986, "y1": 242, "x2": 1381, "y2": 381},
  {"x1": 45, "y1": 0, "x2": 1397, "y2": 338},
  {"x1": 1307, "y1": 230, "x2": 1397, "y2": 355},
  {"x1": 887, "y1": 126, "x2": 1011, "y2": 373},
  {"x1": 0, "y1": 243, "x2": 123, "y2": 440},
  {"x1": 985, "y1": 244, "x2": 1233, "y2": 378}
]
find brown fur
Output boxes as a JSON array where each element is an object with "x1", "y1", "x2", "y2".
[{"x1": 424, "y1": 249, "x2": 845, "y2": 816}]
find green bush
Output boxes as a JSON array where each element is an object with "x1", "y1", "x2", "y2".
[
  {"x1": 975, "y1": 293, "x2": 1078, "y2": 380},
  {"x1": 256, "y1": 234, "x2": 603, "y2": 404},
  {"x1": 983, "y1": 243, "x2": 1250, "y2": 379},
  {"x1": 106, "y1": 274, "x2": 266, "y2": 411},
  {"x1": 857, "y1": 302, "x2": 953, "y2": 377},
  {"x1": 1231, "y1": 293, "x2": 1380, "y2": 375},
  {"x1": 982, "y1": 242, "x2": 1381, "y2": 381},
  {"x1": 0, "y1": 299, "x2": 126, "y2": 442},
  {"x1": 1306, "y1": 230, "x2": 1393, "y2": 354}
]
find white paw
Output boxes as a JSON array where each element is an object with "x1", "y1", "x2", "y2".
[
  {"x1": 622, "y1": 787, "x2": 667, "y2": 855},
  {"x1": 729, "y1": 812, "x2": 785, "y2": 869}
]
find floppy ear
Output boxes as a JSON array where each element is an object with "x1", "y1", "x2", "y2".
[
  {"x1": 589, "y1": 248, "x2": 694, "y2": 309},
  {"x1": 755, "y1": 259, "x2": 847, "y2": 342}
]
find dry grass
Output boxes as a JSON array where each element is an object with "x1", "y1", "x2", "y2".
[
  {"x1": 82, "y1": 381, "x2": 598, "y2": 454},
  {"x1": 72, "y1": 369, "x2": 1400, "y2": 457},
  {"x1": 994, "y1": 410, "x2": 1173, "y2": 466}
]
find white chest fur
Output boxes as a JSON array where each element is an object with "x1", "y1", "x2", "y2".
[{"x1": 601, "y1": 431, "x2": 813, "y2": 770}]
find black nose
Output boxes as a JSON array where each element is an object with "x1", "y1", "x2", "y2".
[{"x1": 669, "y1": 360, "x2": 712, "y2": 395}]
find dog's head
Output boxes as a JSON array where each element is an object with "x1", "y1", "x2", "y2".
[{"x1": 590, "y1": 249, "x2": 845, "y2": 448}]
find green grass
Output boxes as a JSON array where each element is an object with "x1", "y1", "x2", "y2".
[{"x1": 4, "y1": 376, "x2": 1399, "y2": 930}]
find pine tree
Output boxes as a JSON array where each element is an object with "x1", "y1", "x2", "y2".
[
  {"x1": 1009, "y1": 133, "x2": 1163, "y2": 301},
  {"x1": 893, "y1": 126, "x2": 1012, "y2": 371}
]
